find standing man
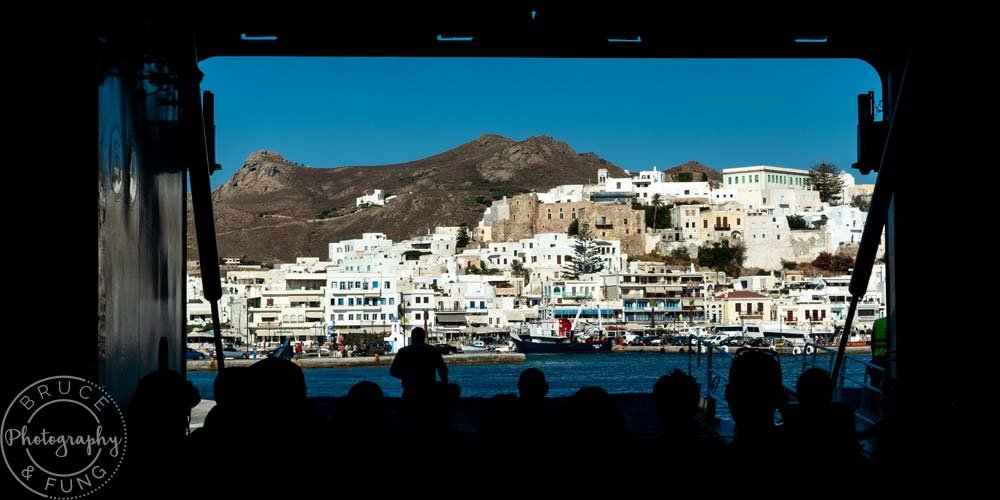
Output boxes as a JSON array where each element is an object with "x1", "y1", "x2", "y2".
[{"x1": 389, "y1": 327, "x2": 448, "y2": 400}]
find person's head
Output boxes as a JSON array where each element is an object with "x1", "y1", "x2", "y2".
[
  {"x1": 566, "y1": 386, "x2": 626, "y2": 436},
  {"x1": 130, "y1": 369, "x2": 201, "y2": 443},
  {"x1": 411, "y1": 327, "x2": 427, "y2": 344},
  {"x1": 725, "y1": 348, "x2": 784, "y2": 432},
  {"x1": 796, "y1": 367, "x2": 833, "y2": 408},
  {"x1": 518, "y1": 368, "x2": 549, "y2": 401},
  {"x1": 249, "y1": 357, "x2": 307, "y2": 404},
  {"x1": 341, "y1": 381, "x2": 385, "y2": 430},
  {"x1": 654, "y1": 369, "x2": 700, "y2": 429}
]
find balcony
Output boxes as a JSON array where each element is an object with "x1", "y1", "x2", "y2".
[
  {"x1": 714, "y1": 225, "x2": 731, "y2": 230},
  {"x1": 594, "y1": 220, "x2": 613, "y2": 228}
]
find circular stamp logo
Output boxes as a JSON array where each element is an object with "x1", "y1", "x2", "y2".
[{"x1": 2, "y1": 376, "x2": 127, "y2": 499}]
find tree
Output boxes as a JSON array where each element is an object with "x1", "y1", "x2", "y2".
[
  {"x1": 786, "y1": 215, "x2": 809, "y2": 230},
  {"x1": 512, "y1": 259, "x2": 531, "y2": 284},
  {"x1": 562, "y1": 222, "x2": 605, "y2": 279},
  {"x1": 697, "y1": 240, "x2": 746, "y2": 278},
  {"x1": 456, "y1": 224, "x2": 471, "y2": 248},
  {"x1": 807, "y1": 162, "x2": 845, "y2": 205},
  {"x1": 675, "y1": 172, "x2": 693, "y2": 182},
  {"x1": 812, "y1": 252, "x2": 833, "y2": 271},
  {"x1": 567, "y1": 218, "x2": 579, "y2": 236},
  {"x1": 651, "y1": 193, "x2": 663, "y2": 231},
  {"x1": 851, "y1": 194, "x2": 871, "y2": 212},
  {"x1": 635, "y1": 202, "x2": 670, "y2": 229},
  {"x1": 402, "y1": 250, "x2": 430, "y2": 260},
  {"x1": 781, "y1": 259, "x2": 798, "y2": 270},
  {"x1": 701, "y1": 172, "x2": 709, "y2": 182}
]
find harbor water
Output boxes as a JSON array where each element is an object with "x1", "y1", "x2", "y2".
[{"x1": 188, "y1": 352, "x2": 872, "y2": 423}]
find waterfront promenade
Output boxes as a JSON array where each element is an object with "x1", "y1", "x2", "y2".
[{"x1": 187, "y1": 352, "x2": 526, "y2": 371}]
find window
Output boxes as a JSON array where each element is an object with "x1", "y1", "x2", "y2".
[
  {"x1": 348, "y1": 298, "x2": 354, "y2": 306},
  {"x1": 470, "y1": 301, "x2": 475, "y2": 308},
  {"x1": 348, "y1": 314, "x2": 354, "y2": 320},
  {"x1": 385, "y1": 281, "x2": 391, "y2": 289},
  {"x1": 415, "y1": 312, "x2": 422, "y2": 320}
]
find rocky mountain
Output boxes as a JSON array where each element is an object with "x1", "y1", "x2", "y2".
[
  {"x1": 662, "y1": 161, "x2": 723, "y2": 186},
  {"x1": 187, "y1": 134, "x2": 630, "y2": 262}
]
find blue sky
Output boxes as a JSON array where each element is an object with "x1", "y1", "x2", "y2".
[{"x1": 200, "y1": 57, "x2": 882, "y2": 189}]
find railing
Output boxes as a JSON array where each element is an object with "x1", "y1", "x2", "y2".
[
  {"x1": 685, "y1": 337, "x2": 881, "y2": 441},
  {"x1": 803, "y1": 342, "x2": 883, "y2": 426}
]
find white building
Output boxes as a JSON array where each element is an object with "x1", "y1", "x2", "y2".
[
  {"x1": 356, "y1": 189, "x2": 386, "y2": 207},
  {"x1": 329, "y1": 233, "x2": 393, "y2": 264},
  {"x1": 722, "y1": 165, "x2": 821, "y2": 212},
  {"x1": 598, "y1": 167, "x2": 711, "y2": 204},
  {"x1": 325, "y1": 272, "x2": 401, "y2": 338},
  {"x1": 537, "y1": 184, "x2": 586, "y2": 203}
]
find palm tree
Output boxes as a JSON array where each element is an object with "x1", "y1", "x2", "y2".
[{"x1": 651, "y1": 193, "x2": 663, "y2": 231}]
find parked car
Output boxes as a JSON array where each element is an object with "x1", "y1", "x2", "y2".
[
  {"x1": 669, "y1": 335, "x2": 691, "y2": 346},
  {"x1": 186, "y1": 347, "x2": 206, "y2": 360},
  {"x1": 433, "y1": 344, "x2": 459, "y2": 355},
  {"x1": 212, "y1": 346, "x2": 248, "y2": 359},
  {"x1": 721, "y1": 336, "x2": 747, "y2": 346},
  {"x1": 354, "y1": 341, "x2": 392, "y2": 356}
]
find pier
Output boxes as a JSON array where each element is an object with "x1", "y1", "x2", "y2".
[
  {"x1": 615, "y1": 345, "x2": 871, "y2": 355},
  {"x1": 187, "y1": 352, "x2": 526, "y2": 371}
]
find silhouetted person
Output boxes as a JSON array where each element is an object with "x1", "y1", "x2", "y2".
[
  {"x1": 401, "y1": 380, "x2": 464, "y2": 450},
  {"x1": 192, "y1": 358, "x2": 320, "y2": 498},
  {"x1": 561, "y1": 386, "x2": 629, "y2": 458},
  {"x1": 480, "y1": 393, "x2": 518, "y2": 443},
  {"x1": 518, "y1": 367, "x2": 549, "y2": 403},
  {"x1": 516, "y1": 368, "x2": 551, "y2": 442},
  {"x1": 784, "y1": 367, "x2": 860, "y2": 466},
  {"x1": 337, "y1": 381, "x2": 385, "y2": 446},
  {"x1": 390, "y1": 327, "x2": 448, "y2": 401},
  {"x1": 725, "y1": 348, "x2": 787, "y2": 461},
  {"x1": 122, "y1": 370, "x2": 200, "y2": 497},
  {"x1": 653, "y1": 369, "x2": 724, "y2": 463}
]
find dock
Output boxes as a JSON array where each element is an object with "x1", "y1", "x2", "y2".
[
  {"x1": 187, "y1": 352, "x2": 526, "y2": 371},
  {"x1": 614, "y1": 345, "x2": 872, "y2": 355}
]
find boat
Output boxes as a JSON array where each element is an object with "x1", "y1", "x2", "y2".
[
  {"x1": 510, "y1": 332, "x2": 612, "y2": 354},
  {"x1": 461, "y1": 340, "x2": 490, "y2": 353},
  {"x1": 509, "y1": 318, "x2": 611, "y2": 354}
]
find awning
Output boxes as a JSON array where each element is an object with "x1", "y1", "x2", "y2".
[
  {"x1": 467, "y1": 315, "x2": 489, "y2": 325},
  {"x1": 435, "y1": 312, "x2": 467, "y2": 323},
  {"x1": 522, "y1": 310, "x2": 540, "y2": 319},
  {"x1": 505, "y1": 311, "x2": 526, "y2": 322},
  {"x1": 187, "y1": 330, "x2": 241, "y2": 338},
  {"x1": 553, "y1": 309, "x2": 618, "y2": 317}
]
